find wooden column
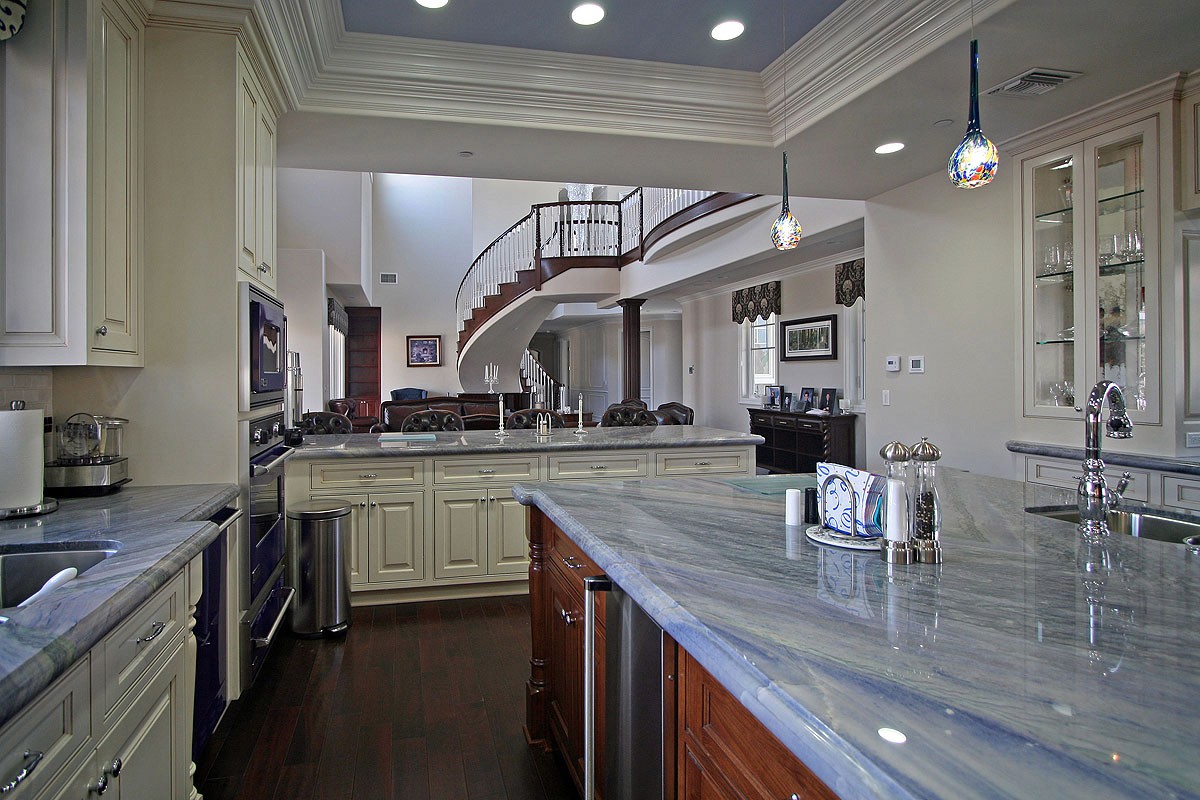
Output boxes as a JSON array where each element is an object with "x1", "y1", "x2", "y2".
[{"x1": 618, "y1": 298, "x2": 646, "y2": 401}]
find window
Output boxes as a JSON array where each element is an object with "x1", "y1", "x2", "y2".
[{"x1": 739, "y1": 313, "x2": 776, "y2": 403}]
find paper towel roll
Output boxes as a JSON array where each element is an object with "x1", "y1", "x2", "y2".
[{"x1": 0, "y1": 409, "x2": 44, "y2": 509}]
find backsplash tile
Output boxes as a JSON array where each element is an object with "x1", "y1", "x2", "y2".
[{"x1": 0, "y1": 368, "x2": 53, "y2": 415}]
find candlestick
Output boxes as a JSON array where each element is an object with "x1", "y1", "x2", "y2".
[
  {"x1": 495, "y1": 396, "x2": 508, "y2": 438},
  {"x1": 575, "y1": 392, "x2": 586, "y2": 435}
]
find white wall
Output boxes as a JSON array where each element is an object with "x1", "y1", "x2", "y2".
[
  {"x1": 373, "y1": 173, "x2": 474, "y2": 397},
  {"x1": 864, "y1": 169, "x2": 1018, "y2": 478},
  {"x1": 278, "y1": 168, "x2": 372, "y2": 304},
  {"x1": 645, "y1": 317, "x2": 683, "y2": 407},
  {"x1": 277, "y1": 249, "x2": 327, "y2": 415},
  {"x1": 470, "y1": 178, "x2": 563, "y2": 257}
]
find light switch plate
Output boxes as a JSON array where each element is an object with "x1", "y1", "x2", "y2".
[
  {"x1": 1187, "y1": 432, "x2": 1200, "y2": 448},
  {"x1": 908, "y1": 356, "x2": 925, "y2": 373}
]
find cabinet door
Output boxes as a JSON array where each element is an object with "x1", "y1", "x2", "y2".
[
  {"x1": 487, "y1": 492, "x2": 529, "y2": 575},
  {"x1": 89, "y1": 0, "x2": 141, "y2": 358},
  {"x1": 235, "y1": 56, "x2": 260, "y2": 282},
  {"x1": 314, "y1": 493, "x2": 368, "y2": 587},
  {"x1": 433, "y1": 490, "x2": 488, "y2": 579},
  {"x1": 254, "y1": 106, "x2": 277, "y2": 291},
  {"x1": 369, "y1": 491, "x2": 425, "y2": 583},
  {"x1": 545, "y1": 565, "x2": 582, "y2": 777},
  {"x1": 680, "y1": 741, "x2": 739, "y2": 800}
]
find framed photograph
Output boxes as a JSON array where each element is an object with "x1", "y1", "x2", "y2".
[
  {"x1": 798, "y1": 387, "x2": 816, "y2": 410},
  {"x1": 781, "y1": 392, "x2": 793, "y2": 411},
  {"x1": 819, "y1": 388, "x2": 838, "y2": 412},
  {"x1": 780, "y1": 314, "x2": 838, "y2": 361},
  {"x1": 406, "y1": 335, "x2": 442, "y2": 367},
  {"x1": 764, "y1": 385, "x2": 783, "y2": 408}
]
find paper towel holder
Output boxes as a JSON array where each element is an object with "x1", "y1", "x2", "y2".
[{"x1": 0, "y1": 498, "x2": 58, "y2": 520}]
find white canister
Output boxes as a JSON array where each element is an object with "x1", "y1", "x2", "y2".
[{"x1": 0, "y1": 409, "x2": 45, "y2": 509}]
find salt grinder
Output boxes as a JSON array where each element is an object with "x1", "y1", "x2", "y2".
[
  {"x1": 910, "y1": 438, "x2": 943, "y2": 564},
  {"x1": 879, "y1": 441, "x2": 915, "y2": 564}
]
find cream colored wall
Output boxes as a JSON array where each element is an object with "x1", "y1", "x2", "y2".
[
  {"x1": 645, "y1": 318, "x2": 683, "y2": 407},
  {"x1": 470, "y1": 178, "x2": 562, "y2": 257},
  {"x1": 863, "y1": 169, "x2": 1018, "y2": 479},
  {"x1": 277, "y1": 249, "x2": 327, "y2": 415},
  {"x1": 278, "y1": 168, "x2": 371, "y2": 303},
  {"x1": 372, "y1": 173, "x2": 474, "y2": 398}
]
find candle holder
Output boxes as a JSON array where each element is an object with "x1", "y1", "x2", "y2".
[
  {"x1": 494, "y1": 396, "x2": 508, "y2": 438},
  {"x1": 574, "y1": 392, "x2": 587, "y2": 436},
  {"x1": 484, "y1": 362, "x2": 499, "y2": 394}
]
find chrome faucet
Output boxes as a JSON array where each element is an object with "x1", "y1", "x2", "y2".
[{"x1": 1077, "y1": 380, "x2": 1133, "y2": 536}]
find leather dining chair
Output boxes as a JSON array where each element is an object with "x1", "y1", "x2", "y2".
[
  {"x1": 654, "y1": 402, "x2": 695, "y2": 425},
  {"x1": 391, "y1": 388, "x2": 428, "y2": 401},
  {"x1": 505, "y1": 409, "x2": 566, "y2": 429},
  {"x1": 400, "y1": 409, "x2": 464, "y2": 432},
  {"x1": 599, "y1": 403, "x2": 658, "y2": 427},
  {"x1": 300, "y1": 411, "x2": 354, "y2": 434}
]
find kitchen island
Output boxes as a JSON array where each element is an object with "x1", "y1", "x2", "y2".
[
  {"x1": 286, "y1": 426, "x2": 759, "y2": 603},
  {"x1": 514, "y1": 469, "x2": 1200, "y2": 799}
]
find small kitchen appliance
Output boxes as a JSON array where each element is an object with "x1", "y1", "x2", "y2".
[{"x1": 44, "y1": 413, "x2": 131, "y2": 496}]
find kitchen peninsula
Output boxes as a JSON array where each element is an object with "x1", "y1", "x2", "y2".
[
  {"x1": 285, "y1": 426, "x2": 760, "y2": 604},
  {"x1": 514, "y1": 469, "x2": 1200, "y2": 799}
]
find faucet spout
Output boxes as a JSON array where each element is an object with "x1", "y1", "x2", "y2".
[{"x1": 1078, "y1": 381, "x2": 1133, "y2": 536}]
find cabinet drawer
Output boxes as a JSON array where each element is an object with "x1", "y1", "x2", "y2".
[
  {"x1": 97, "y1": 570, "x2": 185, "y2": 719},
  {"x1": 0, "y1": 658, "x2": 91, "y2": 800},
  {"x1": 1162, "y1": 475, "x2": 1200, "y2": 512},
  {"x1": 433, "y1": 457, "x2": 539, "y2": 485},
  {"x1": 549, "y1": 527, "x2": 602, "y2": 589},
  {"x1": 655, "y1": 450, "x2": 749, "y2": 477},
  {"x1": 310, "y1": 459, "x2": 424, "y2": 489},
  {"x1": 787, "y1": 416, "x2": 823, "y2": 432},
  {"x1": 548, "y1": 453, "x2": 647, "y2": 481},
  {"x1": 1024, "y1": 456, "x2": 1150, "y2": 501},
  {"x1": 748, "y1": 412, "x2": 773, "y2": 428}
]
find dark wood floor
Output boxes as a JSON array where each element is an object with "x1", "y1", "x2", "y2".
[{"x1": 196, "y1": 596, "x2": 575, "y2": 800}]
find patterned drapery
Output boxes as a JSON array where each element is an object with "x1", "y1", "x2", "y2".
[
  {"x1": 327, "y1": 298, "x2": 349, "y2": 334},
  {"x1": 835, "y1": 259, "x2": 865, "y2": 306},
  {"x1": 731, "y1": 281, "x2": 781, "y2": 324}
]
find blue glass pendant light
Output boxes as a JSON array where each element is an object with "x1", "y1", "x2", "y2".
[
  {"x1": 948, "y1": 38, "x2": 998, "y2": 188},
  {"x1": 771, "y1": 152, "x2": 802, "y2": 250}
]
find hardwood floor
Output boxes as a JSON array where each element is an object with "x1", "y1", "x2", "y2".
[{"x1": 196, "y1": 596, "x2": 575, "y2": 800}]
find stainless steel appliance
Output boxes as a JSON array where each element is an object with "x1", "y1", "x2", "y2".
[
  {"x1": 240, "y1": 282, "x2": 287, "y2": 411},
  {"x1": 583, "y1": 575, "x2": 666, "y2": 800},
  {"x1": 240, "y1": 409, "x2": 294, "y2": 689},
  {"x1": 44, "y1": 413, "x2": 132, "y2": 495},
  {"x1": 285, "y1": 350, "x2": 303, "y2": 426},
  {"x1": 193, "y1": 505, "x2": 241, "y2": 759}
]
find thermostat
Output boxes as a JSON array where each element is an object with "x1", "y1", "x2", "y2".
[
  {"x1": 884, "y1": 355, "x2": 901, "y2": 372},
  {"x1": 908, "y1": 355, "x2": 925, "y2": 374}
]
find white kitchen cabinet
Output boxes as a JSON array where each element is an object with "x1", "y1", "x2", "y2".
[
  {"x1": 432, "y1": 489, "x2": 529, "y2": 579},
  {"x1": 1020, "y1": 114, "x2": 1162, "y2": 425},
  {"x1": 0, "y1": 0, "x2": 143, "y2": 366},
  {"x1": 235, "y1": 52, "x2": 277, "y2": 293},
  {"x1": 312, "y1": 491, "x2": 425, "y2": 587},
  {"x1": 1181, "y1": 88, "x2": 1200, "y2": 211}
]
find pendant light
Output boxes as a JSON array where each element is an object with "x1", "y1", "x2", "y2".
[
  {"x1": 771, "y1": 5, "x2": 801, "y2": 250},
  {"x1": 947, "y1": 20, "x2": 998, "y2": 188}
]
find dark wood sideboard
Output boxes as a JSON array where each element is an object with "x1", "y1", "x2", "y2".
[{"x1": 748, "y1": 409, "x2": 856, "y2": 473}]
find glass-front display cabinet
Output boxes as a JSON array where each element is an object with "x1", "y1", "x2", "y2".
[{"x1": 1022, "y1": 115, "x2": 1160, "y2": 423}]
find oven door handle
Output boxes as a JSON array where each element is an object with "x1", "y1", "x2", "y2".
[
  {"x1": 250, "y1": 447, "x2": 294, "y2": 479},
  {"x1": 210, "y1": 507, "x2": 244, "y2": 533},
  {"x1": 250, "y1": 586, "x2": 295, "y2": 648}
]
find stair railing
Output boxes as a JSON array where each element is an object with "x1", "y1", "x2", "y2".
[{"x1": 521, "y1": 349, "x2": 562, "y2": 409}]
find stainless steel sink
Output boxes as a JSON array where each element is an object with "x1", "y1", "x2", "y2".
[
  {"x1": 0, "y1": 541, "x2": 120, "y2": 608},
  {"x1": 1028, "y1": 506, "x2": 1200, "y2": 545}
]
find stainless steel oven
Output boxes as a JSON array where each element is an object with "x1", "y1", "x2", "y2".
[
  {"x1": 240, "y1": 409, "x2": 294, "y2": 689},
  {"x1": 239, "y1": 282, "x2": 287, "y2": 411}
]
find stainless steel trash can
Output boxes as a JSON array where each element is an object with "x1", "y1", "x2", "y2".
[{"x1": 286, "y1": 500, "x2": 351, "y2": 637}]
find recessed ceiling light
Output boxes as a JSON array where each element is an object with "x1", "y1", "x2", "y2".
[
  {"x1": 571, "y1": 3, "x2": 604, "y2": 25},
  {"x1": 874, "y1": 142, "x2": 905, "y2": 155},
  {"x1": 458, "y1": 151, "x2": 474, "y2": 158},
  {"x1": 415, "y1": 0, "x2": 448, "y2": 8},
  {"x1": 711, "y1": 20, "x2": 744, "y2": 40},
  {"x1": 932, "y1": 118, "x2": 955, "y2": 128}
]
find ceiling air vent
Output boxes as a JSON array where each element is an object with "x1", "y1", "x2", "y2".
[
  {"x1": 985, "y1": 68, "x2": 1081, "y2": 97},
  {"x1": 380, "y1": 273, "x2": 398, "y2": 285}
]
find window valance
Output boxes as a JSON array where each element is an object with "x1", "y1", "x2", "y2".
[
  {"x1": 327, "y1": 298, "x2": 349, "y2": 334},
  {"x1": 731, "y1": 281, "x2": 781, "y2": 324},
  {"x1": 835, "y1": 259, "x2": 865, "y2": 307}
]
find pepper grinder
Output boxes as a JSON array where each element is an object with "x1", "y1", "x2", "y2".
[
  {"x1": 879, "y1": 441, "x2": 915, "y2": 564},
  {"x1": 910, "y1": 438, "x2": 943, "y2": 564}
]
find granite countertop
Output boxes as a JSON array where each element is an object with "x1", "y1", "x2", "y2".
[
  {"x1": 513, "y1": 470, "x2": 1200, "y2": 800},
  {"x1": 1007, "y1": 439, "x2": 1200, "y2": 476},
  {"x1": 288, "y1": 425, "x2": 762, "y2": 460},
  {"x1": 0, "y1": 484, "x2": 238, "y2": 729}
]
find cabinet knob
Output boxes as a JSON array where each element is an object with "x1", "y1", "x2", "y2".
[
  {"x1": 370, "y1": 501, "x2": 378, "y2": 508},
  {"x1": 107, "y1": 758, "x2": 123, "y2": 778},
  {"x1": 359, "y1": 501, "x2": 367, "y2": 508},
  {"x1": 90, "y1": 773, "x2": 109, "y2": 795},
  {"x1": 258, "y1": 261, "x2": 270, "y2": 274},
  {"x1": 560, "y1": 608, "x2": 577, "y2": 626},
  {"x1": 1074, "y1": 406, "x2": 1083, "y2": 413},
  {"x1": 95, "y1": 325, "x2": 108, "y2": 336}
]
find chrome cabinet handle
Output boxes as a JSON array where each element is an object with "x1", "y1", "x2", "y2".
[
  {"x1": 590, "y1": 464, "x2": 607, "y2": 470},
  {"x1": 360, "y1": 473, "x2": 378, "y2": 479},
  {"x1": 560, "y1": 608, "x2": 577, "y2": 626},
  {"x1": 694, "y1": 461, "x2": 711, "y2": 466},
  {"x1": 478, "y1": 468, "x2": 495, "y2": 474},
  {"x1": 561, "y1": 555, "x2": 584, "y2": 569},
  {"x1": 90, "y1": 773, "x2": 109, "y2": 795},
  {"x1": 95, "y1": 325, "x2": 108, "y2": 336},
  {"x1": 135, "y1": 621, "x2": 166, "y2": 644},
  {"x1": 251, "y1": 587, "x2": 296, "y2": 648},
  {"x1": 1, "y1": 750, "x2": 44, "y2": 794}
]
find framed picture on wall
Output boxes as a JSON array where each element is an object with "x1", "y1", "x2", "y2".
[
  {"x1": 780, "y1": 314, "x2": 838, "y2": 361},
  {"x1": 406, "y1": 335, "x2": 442, "y2": 367}
]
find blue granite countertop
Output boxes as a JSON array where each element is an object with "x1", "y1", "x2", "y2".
[
  {"x1": 513, "y1": 470, "x2": 1200, "y2": 799},
  {"x1": 0, "y1": 484, "x2": 238, "y2": 728},
  {"x1": 1007, "y1": 439, "x2": 1200, "y2": 476},
  {"x1": 288, "y1": 425, "x2": 762, "y2": 460}
]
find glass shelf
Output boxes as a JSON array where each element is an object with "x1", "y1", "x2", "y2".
[
  {"x1": 1097, "y1": 188, "x2": 1144, "y2": 206},
  {"x1": 1035, "y1": 269, "x2": 1074, "y2": 283},
  {"x1": 1035, "y1": 207, "x2": 1074, "y2": 223},
  {"x1": 1035, "y1": 338, "x2": 1076, "y2": 346},
  {"x1": 1098, "y1": 257, "x2": 1144, "y2": 276}
]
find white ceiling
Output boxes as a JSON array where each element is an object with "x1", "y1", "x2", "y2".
[{"x1": 273, "y1": 0, "x2": 1200, "y2": 201}]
